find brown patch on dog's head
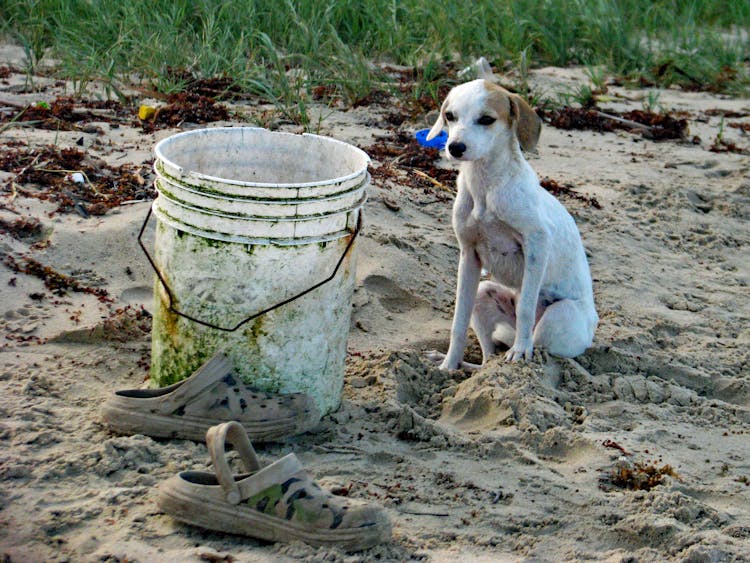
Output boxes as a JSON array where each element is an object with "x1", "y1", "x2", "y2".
[{"x1": 483, "y1": 81, "x2": 541, "y2": 152}]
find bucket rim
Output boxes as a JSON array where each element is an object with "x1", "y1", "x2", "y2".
[
  {"x1": 154, "y1": 126, "x2": 371, "y2": 189},
  {"x1": 155, "y1": 164, "x2": 369, "y2": 204}
]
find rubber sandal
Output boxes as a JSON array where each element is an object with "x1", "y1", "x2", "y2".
[
  {"x1": 158, "y1": 421, "x2": 392, "y2": 551},
  {"x1": 101, "y1": 351, "x2": 320, "y2": 442}
]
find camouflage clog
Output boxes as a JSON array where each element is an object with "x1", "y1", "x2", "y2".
[
  {"x1": 158, "y1": 421, "x2": 391, "y2": 551},
  {"x1": 101, "y1": 351, "x2": 319, "y2": 442}
]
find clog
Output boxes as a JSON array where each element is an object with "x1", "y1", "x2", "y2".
[
  {"x1": 158, "y1": 421, "x2": 391, "y2": 551},
  {"x1": 101, "y1": 351, "x2": 319, "y2": 442}
]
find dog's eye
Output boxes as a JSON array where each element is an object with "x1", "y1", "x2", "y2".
[
  {"x1": 444, "y1": 111, "x2": 455, "y2": 122},
  {"x1": 477, "y1": 115, "x2": 496, "y2": 126}
]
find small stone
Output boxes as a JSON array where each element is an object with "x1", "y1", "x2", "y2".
[
  {"x1": 383, "y1": 197, "x2": 400, "y2": 212},
  {"x1": 349, "y1": 376, "x2": 368, "y2": 389}
]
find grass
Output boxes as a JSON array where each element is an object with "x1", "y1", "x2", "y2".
[{"x1": 1, "y1": 0, "x2": 748, "y2": 126}]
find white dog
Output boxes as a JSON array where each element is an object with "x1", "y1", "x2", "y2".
[{"x1": 427, "y1": 79, "x2": 598, "y2": 369}]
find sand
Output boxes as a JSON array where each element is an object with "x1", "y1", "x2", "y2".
[{"x1": 1, "y1": 42, "x2": 749, "y2": 562}]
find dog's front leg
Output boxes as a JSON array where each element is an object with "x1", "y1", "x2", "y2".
[
  {"x1": 506, "y1": 230, "x2": 550, "y2": 362},
  {"x1": 441, "y1": 247, "x2": 482, "y2": 370}
]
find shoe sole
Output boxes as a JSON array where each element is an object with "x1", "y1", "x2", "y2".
[
  {"x1": 158, "y1": 482, "x2": 391, "y2": 552},
  {"x1": 101, "y1": 403, "x2": 304, "y2": 442}
]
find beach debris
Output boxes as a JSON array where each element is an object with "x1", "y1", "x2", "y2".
[
  {"x1": 605, "y1": 458, "x2": 680, "y2": 491},
  {"x1": 3, "y1": 254, "x2": 112, "y2": 301},
  {"x1": 491, "y1": 488, "x2": 514, "y2": 504},
  {"x1": 540, "y1": 177, "x2": 602, "y2": 209},
  {"x1": 414, "y1": 128, "x2": 447, "y2": 150},
  {"x1": 599, "y1": 438, "x2": 680, "y2": 492},
  {"x1": 602, "y1": 438, "x2": 631, "y2": 456},
  {"x1": 151, "y1": 67, "x2": 250, "y2": 101},
  {"x1": 709, "y1": 137, "x2": 749, "y2": 155},
  {"x1": 138, "y1": 104, "x2": 157, "y2": 120},
  {"x1": 0, "y1": 145, "x2": 153, "y2": 215},
  {"x1": 0, "y1": 96, "x2": 131, "y2": 131},
  {"x1": 0, "y1": 216, "x2": 44, "y2": 241},
  {"x1": 364, "y1": 130, "x2": 456, "y2": 200},
  {"x1": 139, "y1": 92, "x2": 229, "y2": 131},
  {"x1": 68, "y1": 172, "x2": 85, "y2": 184},
  {"x1": 382, "y1": 196, "x2": 400, "y2": 212},
  {"x1": 541, "y1": 106, "x2": 689, "y2": 140}
]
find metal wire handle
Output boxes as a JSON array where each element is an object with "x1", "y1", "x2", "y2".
[{"x1": 138, "y1": 206, "x2": 361, "y2": 332}]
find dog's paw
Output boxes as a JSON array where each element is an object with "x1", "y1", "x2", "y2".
[
  {"x1": 425, "y1": 350, "x2": 477, "y2": 371},
  {"x1": 438, "y1": 359, "x2": 457, "y2": 371},
  {"x1": 426, "y1": 350, "x2": 460, "y2": 371},
  {"x1": 504, "y1": 342, "x2": 533, "y2": 363},
  {"x1": 425, "y1": 350, "x2": 453, "y2": 370},
  {"x1": 424, "y1": 350, "x2": 446, "y2": 364}
]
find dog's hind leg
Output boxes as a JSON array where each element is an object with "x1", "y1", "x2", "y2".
[
  {"x1": 471, "y1": 281, "x2": 517, "y2": 364},
  {"x1": 532, "y1": 299, "x2": 597, "y2": 358}
]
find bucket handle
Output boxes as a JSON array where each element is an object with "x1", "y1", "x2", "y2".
[{"x1": 137, "y1": 205, "x2": 361, "y2": 332}]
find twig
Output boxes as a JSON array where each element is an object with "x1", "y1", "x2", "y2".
[
  {"x1": 0, "y1": 106, "x2": 30, "y2": 136},
  {"x1": 593, "y1": 110, "x2": 654, "y2": 132},
  {"x1": 0, "y1": 99, "x2": 27, "y2": 110},
  {"x1": 312, "y1": 444, "x2": 365, "y2": 455},
  {"x1": 5, "y1": 182, "x2": 20, "y2": 204},
  {"x1": 412, "y1": 169, "x2": 454, "y2": 193},
  {"x1": 8, "y1": 153, "x2": 44, "y2": 190},
  {"x1": 118, "y1": 199, "x2": 152, "y2": 206},
  {"x1": 397, "y1": 509, "x2": 449, "y2": 517},
  {"x1": 602, "y1": 439, "x2": 632, "y2": 457}
]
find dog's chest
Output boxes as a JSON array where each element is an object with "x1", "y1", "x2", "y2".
[{"x1": 464, "y1": 206, "x2": 525, "y2": 288}]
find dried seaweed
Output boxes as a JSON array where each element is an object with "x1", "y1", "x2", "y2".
[
  {"x1": 0, "y1": 145, "x2": 154, "y2": 215},
  {"x1": 4, "y1": 254, "x2": 111, "y2": 301},
  {"x1": 709, "y1": 138, "x2": 749, "y2": 155},
  {"x1": 365, "y1": 131, "x2": 603, "y2": 209},
  {"x1": 541, "y1": 106, "x2": 688, "y2": 140},
  {"x1": 621, "y1": 110, "x2": 689, "y2": 140},
  {"x1": 1, "y1": 97, "x2": 131, "y2": 131},
  {"x1": 728, "y1": 122, "x2": 750, "y2": 133},
  {"x1": 364, "y1": 131, "x2": 456, "y2": 200},
  {"x1": 0, "y1": 216, "x2": 43, "y2": 240},
  {"x1": 540, "y1": 178, "x2": 602, "y2": 209},
  {"x1": 139, "y1": 92, "x2": 229, "y2": 131},
  {"x1": 609, "y1": 460, "x2": 680, "y2": 491},
  {"x1": 544, "y1": 107, "x2": 618, "y2": 132}
]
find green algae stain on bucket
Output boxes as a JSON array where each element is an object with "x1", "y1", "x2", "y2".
[{"x1": 148, "y1": 127, "x2": 368, "y2": 414}]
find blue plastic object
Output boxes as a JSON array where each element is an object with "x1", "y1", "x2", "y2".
[{"x1": 415, "y1": 128, "x2": 447, "y2": 150}]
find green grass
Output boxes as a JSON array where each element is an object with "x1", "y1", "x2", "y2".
[{"x1": 2, "y1": 0, "x2": 748, "y2": 124}]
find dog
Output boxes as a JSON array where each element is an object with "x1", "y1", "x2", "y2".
[{"x1": 426, "y1": 78, "x2": 598, "y2": 369}]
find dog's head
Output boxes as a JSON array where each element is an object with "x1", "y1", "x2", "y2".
[{"x1": 426, "y1": 79, "x2": 541, "y2": 161}]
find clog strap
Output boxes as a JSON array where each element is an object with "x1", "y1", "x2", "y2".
[
  {"x1": 157, "y1": 351, "x2": 234, "y2": 412},
  {"x1": 206, "y1": 421, "x2": 262, "y2": 505}
]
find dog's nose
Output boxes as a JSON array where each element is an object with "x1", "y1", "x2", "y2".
[{"x1": 448, "y1": 142, "x2": 466, "y2": 158}]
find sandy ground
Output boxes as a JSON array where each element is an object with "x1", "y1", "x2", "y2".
[{"x1": 1, "y1": 42, "x2": 749, "y2": 562}]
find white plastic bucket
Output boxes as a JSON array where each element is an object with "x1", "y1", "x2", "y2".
[{"x1": 148, "y1": 127, "x2": 369, "y2": 414}]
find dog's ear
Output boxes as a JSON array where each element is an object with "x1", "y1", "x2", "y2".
[
  {"x1": 426, "y1": 98, "x2": 448, "y2": 141},
  {"x1": 510, "y1": 95, "x2": 541, "y2": 152}
]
